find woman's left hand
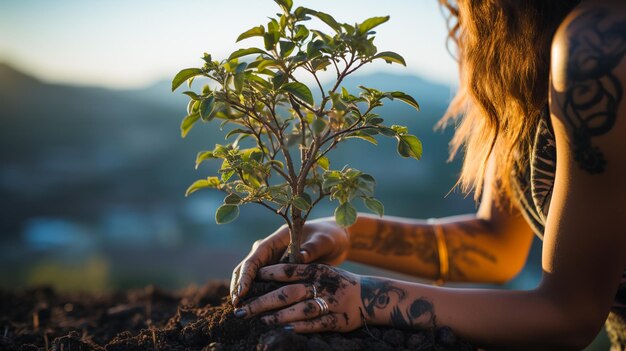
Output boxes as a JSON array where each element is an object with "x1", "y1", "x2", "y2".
[{"x1": 233, "y1": 263, "x2": 364, "y2": 333}]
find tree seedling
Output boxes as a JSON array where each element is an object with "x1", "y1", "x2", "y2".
[{"x1": 173, "y1": 0, "x2": 422, "y2": 263}]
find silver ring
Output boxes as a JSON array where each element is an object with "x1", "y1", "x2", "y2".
[
  {"x1": 311, "y1": 284, "x2": 318, "y2": 299},
  {"x1": 313, "y1": 297, "x2": 329, "y2": 315}
]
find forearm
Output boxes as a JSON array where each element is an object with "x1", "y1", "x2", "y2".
[
  {"x1": 347, "y1": 214, "x2": 526, "y2": 283},
  {"x1": 360, "y1": 276, "x2": 593, "y2": 350}
]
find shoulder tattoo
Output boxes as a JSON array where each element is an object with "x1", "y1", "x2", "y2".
[{"x1": 560, "y1": 9, "x2": 626, "y2": 173}]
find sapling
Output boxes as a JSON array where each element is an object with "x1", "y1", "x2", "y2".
[{"x1": 172, "y1": 0, "x2": 422, "y2": 264}]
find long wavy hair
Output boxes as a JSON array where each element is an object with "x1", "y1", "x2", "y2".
[{"x1": 438, "y1": 0, "x2": 580, "y2": 204}]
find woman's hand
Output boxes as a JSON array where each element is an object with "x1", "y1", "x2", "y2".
[
  {"x1": 230, "y1": 218, "x2": 350, "y2": 306},
  {"x1": 233, "y1": 263, "x2": 365, "y2": 333}
]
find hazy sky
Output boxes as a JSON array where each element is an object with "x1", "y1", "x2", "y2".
[{"x1": 0, "y1": 0, "x2": 458, "y2": 89}]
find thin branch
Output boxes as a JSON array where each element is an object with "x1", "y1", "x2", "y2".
[
  {"x1": 271, "y1": 164, "x2": 292, "y2": 183},
  {"x1": 255, "y1": 201, "x2": 292, "y2": 228},
  {"x1": 303, "y1": 192, "x2": 330, "y2": 222},
  {"x1": 309, "y1": 66, "x2": 326, "y2": 103}
]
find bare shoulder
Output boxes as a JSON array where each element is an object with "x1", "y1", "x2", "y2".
[{"x1": 550, "y1": 0, "x2": 626, "y2": 174}]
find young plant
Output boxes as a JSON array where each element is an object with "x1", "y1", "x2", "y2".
[{"x1": 172, "y1": 0, "x2": 422, "y2": 263}]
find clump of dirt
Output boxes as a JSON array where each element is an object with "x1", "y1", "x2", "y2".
[{"x1": 0, "y1": 282, "x2": 475, "y2": 350}]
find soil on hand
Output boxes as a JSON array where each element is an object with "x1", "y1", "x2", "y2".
[{"x1": 0, "y1": 282, "x2": 475, "y2": 350}]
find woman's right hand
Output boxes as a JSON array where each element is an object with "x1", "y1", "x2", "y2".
[{"x1": 229, "y1": 217, "x2": 350, "y2": 307}]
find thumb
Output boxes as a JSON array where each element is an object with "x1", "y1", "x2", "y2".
[{"x1": 299, "y1": 234, "x2": 333, "y2": 263}]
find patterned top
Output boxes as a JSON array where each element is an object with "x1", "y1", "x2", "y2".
[{"x1": 515, "y1": 109, "x2": 625, "y2": 344}]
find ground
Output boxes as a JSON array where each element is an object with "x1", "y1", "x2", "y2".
[{"x1": 0, "y1": 282, "x2": 475, "y2": 350}]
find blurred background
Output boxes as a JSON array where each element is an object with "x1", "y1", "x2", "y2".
[{"x1": 0, "y1": 0, "x2": 608, "y2": 348}]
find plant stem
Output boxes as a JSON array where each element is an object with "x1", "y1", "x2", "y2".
[{"x1": 287, "y1": 212, "x2": 305, "y2": 263}]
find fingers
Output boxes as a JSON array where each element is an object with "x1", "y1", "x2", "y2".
[
  {"x1": 285, "y1": 313, "x2": 349, "y2": 333},
  {"x1": 260, "y1": 297, "x2": 328, "y2": 325},
  {"x1": 235, "y1": 283, "x2": 315, "y2": 318},
  {"x1": 299, "y1": 233, "x2": 334, "y2": 263},
  {"x1": 229, "y1": 263, "x2": 242, "y2": 305},
  {"x1": 235, "y1": 257, "x2": 262, "y2": 303},
  {"x1": 230, "y1": 228, "x2": 291, "y2": 305},
  {"x1": 258, "y1": 263, "x2": 325, "y2": 282}
]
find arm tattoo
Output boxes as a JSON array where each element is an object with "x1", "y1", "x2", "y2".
[
  {"x1": 351, "y1": 220, "x2": 497, "y2": 279},
  {"x1": 350, "y1": 221, "x2": 438, "y2": 266},
  {"x1": 560, "y1": 9, "x2": 626, "y2": 173},
  {"x1": 446, "y1": 222, "x2": 498, "y2": 279},
  {"x1": 360, "y1": 277, "x2": 406, "y2": 318},
  {"x1": 390, "y1": 298, "x2": 436, "y2": 329},
  {"x1": 360, "y1": 277, "x2": 436, "y2": 329}
]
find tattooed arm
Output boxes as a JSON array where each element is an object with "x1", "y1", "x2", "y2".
[
  {"x1": 347, "y1": 158, "x2": 534, "y2": 284},
  {"x1": 236, "y1": 2, "x2": 626, "y2": 349},
  {"x1": 231, "y1": 152, "x2": 534, "y2": 304},
  {"x1": 365, "y1": 2, "x2": 626, "y2": 348}
]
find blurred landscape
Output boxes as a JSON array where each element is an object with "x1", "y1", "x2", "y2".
[{"x1": 0, "y1": 62, "x2": 535, "y2": 291}]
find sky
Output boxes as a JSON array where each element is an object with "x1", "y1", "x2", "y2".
[{"x1": 0, "y1": 0, "x2": 458, "y2": 89}]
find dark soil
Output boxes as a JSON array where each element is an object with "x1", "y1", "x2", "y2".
[{"x1": 0, "y1": 281, "x2": 475, "y2": 351}]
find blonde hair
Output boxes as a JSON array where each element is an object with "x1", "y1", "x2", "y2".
[{"x1": 438, "y1": 0, "x2": 579, "y2": 203}]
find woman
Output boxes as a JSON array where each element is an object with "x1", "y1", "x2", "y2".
[{"x1": 229, "y1": 0, "x2": 626, "y2": 349}]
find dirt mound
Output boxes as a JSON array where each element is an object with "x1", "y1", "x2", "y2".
[{"x1": 0, "y1": 282, "x2": 474, "y2": 350}]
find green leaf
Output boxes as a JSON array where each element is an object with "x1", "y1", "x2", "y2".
[
  {"x1": 292, "y1": 195, "x2": 311, "y2": 211},
  {"x1": 389, "y1": 91, "x2": 420, "y2": 111},
  {"x1": 182, "y1": 91, "x2": 200, "y2": 100},
  {"x1": 195, "y1": 151, "x2": 216, "y2": 169},
  {"x1": 236, "y1": 25, "x2": 265, "y2": 42},
  {"x1": 363, "y1": 197, "x2": 384, "y2": 217},
  {"x1": 235, "y1": 62, "x2": 248, "y2": 74},
  {"x1": 234, "y1": 71, "x2": 245, "y2": 93},
  {"x1": 335, "y1": 202, "x2": 357, "y2": 227},
  {"x1": 172, "y1": 68, "x2": 203, "y2": 92},
  {"x1": 294, "y1": 25, "x2": 310, "y2": 41},
  {"x1": 279, "y1": 41, "x2": 296, "y2": 57},
  {"x1": 224, "y1": 193, "x2": 242, "y2": 205},
  {"x1": 266, "y1": 160, "x2": 285, "y2": 169},
  {"x1": 316, "y1": 156, "x2": 330, "y2": 170},
  {"x1": 280, "y1": 82, "x2": 314, "y2": 105},
  {"x1": 322, "y1": 171, "x2": 342, "y2": 190},
  {"x1": 358, "y1": 16, "x2": 390, "y2": 34},
  {"x1": 274, "y1": 0, "x2": 293, "y2": 12},
  {"x1": 344, "y1": 132, "x2": 378, "y2": 145},
  {"x1": 272, "y1": 71, "x2": 288, "y2": 89},
  {"x1": 225, "y1": 128, "x2": 253, "y2": 139},
  {"x1": 228, "y1": 48, "x2": 268, "y2": 60},
  {"x1": 221, "y1": 169, "x2": 235, "y2": 182},
  {"x1": 369, "y1": 117, "x2": 384, "y2": 125},
  {"x1": 199, "y1": 96, "x2": 215, "y2": 121},
  {"x1": 357, "y1": 174, "x2": 376, "y2": 197},
  {"x1": 372, "y1": 51, "x2": 406, "y2": 66},
  {"x1": 263, "y1": 32, "x2": 278, "y2": 51},
  {"x1": 185, "y1": 177, "x2": 220, "y2": 197},
  {"x1": 312, "y1": 118, "x2": 327, "y2": 135},
  {"x1": 391, "y1": 125, "x2": 408, "y2": 134},
  {"x1": 180, "y1": 112, "x2": 200, "y2": 138},
  {"x1": 312, "y1": 11, "x2": 341, "y2": 32},
  {"x1": 377, "y1": 126, "x2": 396, "y2": 137},
  {"x1": 397, "y1": 134, "x2": 423, "y2": 160},
  {"x1": 215, "y1": 204, "x2": 240, "y2": 224}
]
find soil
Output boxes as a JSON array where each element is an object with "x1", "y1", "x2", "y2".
[{"x1": 0, "y1": 281, "x2": 475, "y2": 351}]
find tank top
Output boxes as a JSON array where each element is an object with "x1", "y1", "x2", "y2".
[{"x1": 515, "y1": 108, "x2": 626, "y2": 347}]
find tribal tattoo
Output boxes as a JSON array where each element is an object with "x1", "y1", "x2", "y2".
[{"x1": 560, "y1": 9, "x2": 626, "y2": 173}]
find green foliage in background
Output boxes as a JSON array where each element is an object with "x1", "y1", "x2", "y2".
[{"x1": 173, "y1": 0, "x2": 422, "y2": 262}]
